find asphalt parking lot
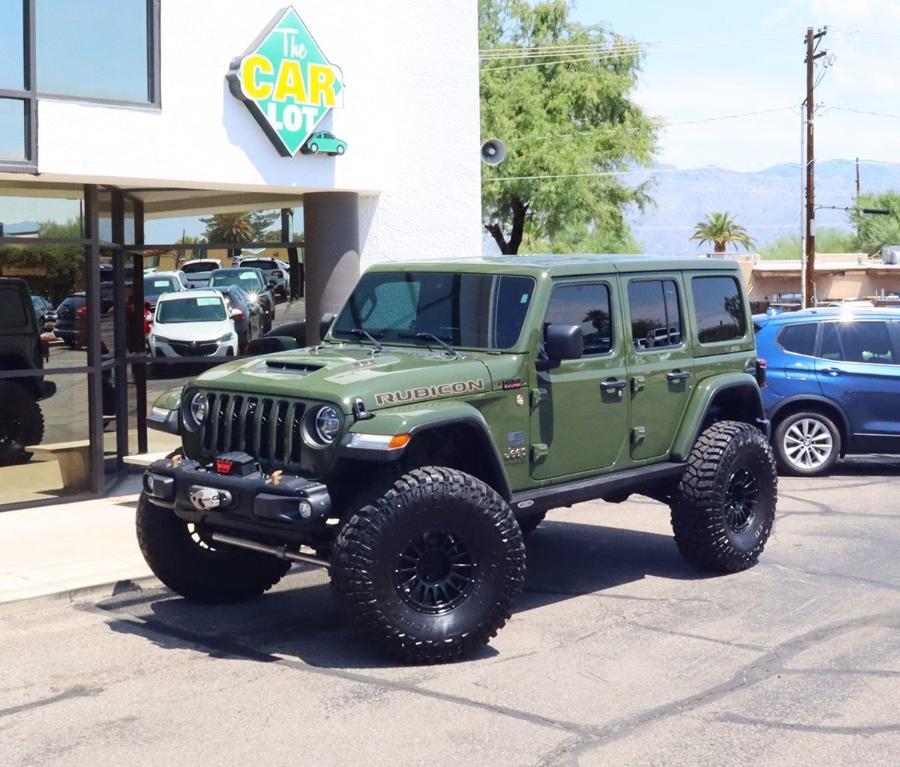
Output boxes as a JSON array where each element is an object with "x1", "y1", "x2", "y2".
[{"x1": 3, "y1": 458, "x2": 899, "y2": 766}]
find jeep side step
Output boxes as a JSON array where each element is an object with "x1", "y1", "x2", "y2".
[
  {"x1": 210, "y1": 532, "x2": 330, "y2": 568},
  {"x1": 511, "y1": 461, "x2": 686, "y2": 514}
]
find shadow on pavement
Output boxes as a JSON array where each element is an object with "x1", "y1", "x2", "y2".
[
  {"x1": 95, "y1": 519, "x2": 705, "y2": 669},
  {"x1": 828, "y1": 455, "x2": 900, "y2": 476}
]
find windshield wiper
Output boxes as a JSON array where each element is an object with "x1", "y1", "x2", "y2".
[
  {"x1": 348, "y1": 327, "x2": 384, "y2": 352},
  {"x1": 402, "y1": 332, "x2": 459, "y2": 358}
]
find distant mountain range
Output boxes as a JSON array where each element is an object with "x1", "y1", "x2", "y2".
[
  {"x1": 627, "y1": 160, "x2": 900, "y2": 255},
  {"x1": 482, "y1": 160, "x2": 900, "y2": 256}
]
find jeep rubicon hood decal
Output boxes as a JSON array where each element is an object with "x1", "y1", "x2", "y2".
[
  {"x1": 374, "y1": 379, "x2": 486, "y2": 406},
  {"x1": 193, "y1": 344, "x2": 493, "y2": 412}
]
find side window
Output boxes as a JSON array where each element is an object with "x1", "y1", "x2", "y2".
[
  {"x1": 691, "y1": 275, "x2": 746, "y2": 343},
  {"x1": 838, "y1": 321, "x2": 896, "y2": 365},
  {"x1": 627, "y1": 279, "x2": 682, "y2": 350},
  {"x1": 544, "y1": 283, "x2": 613, "y2": 355},
  {"x1": 777, "y1": 323, "x2": 817, "y2": 356},
  {"x1": 820, "y1": 323, "x2": 841, "y2": 360}
]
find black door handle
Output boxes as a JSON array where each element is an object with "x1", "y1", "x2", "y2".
[
  {"x1": 600, "y1": 379, "x2": 628, "y2": 392},
  {"x1": 667, "y1": 370, "x2": 690, "y2": 382}
]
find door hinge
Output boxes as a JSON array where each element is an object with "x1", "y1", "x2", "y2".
[
  {"x1": 631, "y1": 375, "x2": 646, "y2": 393},
  {"x1": 530, "y1": 388, "x2": 547, "y2": 407},
  {"x1": 631, "y1": 426, "x2": 646, "y2": 444},
  {"x1": 531, "y1": 442, "x2": 549, "y2": 462}
]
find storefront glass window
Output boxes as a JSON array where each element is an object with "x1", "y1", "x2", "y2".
[
  {"x1": 0, "y1": 1, "x2": 25, "y2": 90},
  {"x1": 36, "y1": 0, "x2": 152, "y2": 103},
  {"x1": 0, "y1": 100, "x2": 26, "y2": 162}
]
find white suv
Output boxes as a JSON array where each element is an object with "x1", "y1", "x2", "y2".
[{"x1": 149, "y1": 290, "x2": 239, "y2": 359}]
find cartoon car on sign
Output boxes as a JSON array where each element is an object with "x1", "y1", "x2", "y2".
[{"x1": 301, "y1": 131, "x2": 347, "y2": 156}]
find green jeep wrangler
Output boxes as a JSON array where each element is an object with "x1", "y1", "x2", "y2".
[{"x1": 139, "y1": 256, "x2": 777, "y2": 663}]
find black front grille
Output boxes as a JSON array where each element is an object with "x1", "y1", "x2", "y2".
[
  {"x1": 170, "y1": 341, "x2": 218, "y2": 357},
  {"x1": 201, "y1": 392, "x2": 305, "y2": 469}
]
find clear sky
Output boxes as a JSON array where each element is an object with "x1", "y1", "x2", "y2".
[{"x1": 568, "y1": 0, "x2": 900, "y2": 171}]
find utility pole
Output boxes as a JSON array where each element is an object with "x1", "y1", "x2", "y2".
[
  {"x1": 804, "y1": 26, "x2": 827, "y2": 308},
  {"x1": 855, "y1": 156, "x2": 861, "y2": 200}
]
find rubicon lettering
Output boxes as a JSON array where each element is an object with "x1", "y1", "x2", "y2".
[
  {"x1": 374, "y1": 379, "x2": 486, "y2": 406},
  {"x1": 227, "y1": 6, "x2": 345, "y2": 157}
]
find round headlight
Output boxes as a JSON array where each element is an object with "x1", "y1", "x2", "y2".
[
  {"x1": 309, "y1": 405, "x2": 341, "y2": 445},
  {"x1": 185, "y1": 391, "x2": 208, "y2": 430}
]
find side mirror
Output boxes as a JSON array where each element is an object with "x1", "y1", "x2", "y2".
[{"x1": 545, "y1": 324, "x2": 583, "y2": 361}]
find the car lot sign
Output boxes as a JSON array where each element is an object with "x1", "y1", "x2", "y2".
[{"x1": 227, "y1": 6, "x2": 344, "y2": 157}]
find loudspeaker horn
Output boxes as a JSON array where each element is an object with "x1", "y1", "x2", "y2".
[{"x1": 480, "y1": 138, "x2": 506, "y2": 165}]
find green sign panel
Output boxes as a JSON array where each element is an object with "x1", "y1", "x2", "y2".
[{"x1": 227, "y1": 6, "x2": 345, "y2": 157}]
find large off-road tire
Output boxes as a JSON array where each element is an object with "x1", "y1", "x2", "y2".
[
  {"x1": 0, "y1": 381, "x2": 44, "y2": 465},
  {"x1": 773, "y1": 411, "x2": 841, "y2": 477},
  {"x1": 670, "y1": 421, "x2": 777, "y2": 573},
  {"x1": 517, "y1": 510, "x2": 547, "y2": 535},
  {"x1": 136, "y1": 493, "x2": 290, "y2": 603},
  {"x1": 331, "y1": 466, "x2": 526, "y2": 664}
]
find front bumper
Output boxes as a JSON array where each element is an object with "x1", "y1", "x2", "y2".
[
  {"x1": 143, "y1": 456, "x2": 331, "y2": 542},
  {"x1": 151, "y1": 340, "x2": 236, "y2": 358}
]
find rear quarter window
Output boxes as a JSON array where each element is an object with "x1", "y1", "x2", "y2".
[
  {"x1": 777, "y1": 323, "x2": 817, "y2": 356},
  {"x1": 0, "y1": 284, "x2": 30, "y2": 330},
  {"x1": 691, "y1": 276, "x2": 746, "y2": 343}
]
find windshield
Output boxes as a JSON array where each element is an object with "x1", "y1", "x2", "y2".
[
  {"x1": 144, "y1": 276, "x2": 177, "y2": 297},
  {"x1": 238, "y1": 260, "x2": 272, "y2": 271},
  {"x1": 183, "y1": 261, "x2": 218, "y2": 274},
  {"x1": 332, "y1": 271, "x2": 535, "y2": 350},
  {"x1": 210, "y1": 269, "x2": 262, "y2": 289},
  {"x1": 157, "y1": 296, "x2": 226, "y2": 324}
]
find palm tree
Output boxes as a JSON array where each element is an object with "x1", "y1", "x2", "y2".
[
  {"x1": 200, "y1": 213, "x2": 256, "y2": 244},
  {"x1": 690, "y1": 212, "x2": 755, "y2": 253}
]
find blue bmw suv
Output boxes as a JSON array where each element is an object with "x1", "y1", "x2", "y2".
[{"x1": 754, "y1": 307, "x2": 900, "y2": 475}]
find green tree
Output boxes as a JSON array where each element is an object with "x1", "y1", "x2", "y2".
[
  {"x1": 690, "y1": 212, "x2": 754, "y2": 253},
  {"x1": 850, "y1": 191, "x2": 900, "y2": 255},
  {"x1": 0, "y1": 218, "x2": 85, "y2": 303},
  {"x1": 480, "y1": 0, "x2": 657, "y2": 254},
  {"x1": 760, "y1": 227, "x2": 856, "y2": 260}
]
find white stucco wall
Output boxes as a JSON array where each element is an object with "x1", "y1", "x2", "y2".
[{"x1": 13, "y1": 0, "x2": 482, "y2": 266}]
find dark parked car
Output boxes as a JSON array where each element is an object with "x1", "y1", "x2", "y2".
[
  {"x1": 143, "y1": 270, "x2": 190, "y2": 310},
  {"x1": 754, "y1": 307, "x2": 900, "y2": 475},
  {"x1": 210, "y1": 284, "x2": 262, "y2": 351},
  {"x1": 31, "y1": 295, "x2": 57, "y2": 330},
  {"x1": 0, "y1": 278, "x2": 56, "y2": 464},
  {"x1": 54, "y1": 293, "x2": 88, "y2": 349},
  {"x1": 208, "y1": 267, "x2": 275, "y2": 333}
]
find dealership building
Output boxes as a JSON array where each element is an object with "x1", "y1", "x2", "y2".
[{"x1": 0, "y1": 0, "x2": 481, "y2": 508}]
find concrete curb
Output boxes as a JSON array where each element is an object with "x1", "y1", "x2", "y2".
[{"x1": 0, "y1": 575, "x2": 162, "y2": 612}]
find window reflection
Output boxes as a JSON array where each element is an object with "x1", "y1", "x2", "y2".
[
  {"x1": 36, "y1": 0, "x2": 151, "y2": 102},
  {"x1": 0, "y1": 1, "x2": 25, "y2": 90},
  {"x1": 0, "y1": 99, "x2": 26, "y2": 162}
]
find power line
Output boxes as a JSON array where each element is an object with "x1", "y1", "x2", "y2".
[
  {"x1": 826, "y1": 106, "x2": 900, "y2": 121},
  {"x1": 478, "y1": 30, "x2": 796, "y2": 58},
  {"x1": 506, "y1": 106, "x2": 797, "y2": 144}
]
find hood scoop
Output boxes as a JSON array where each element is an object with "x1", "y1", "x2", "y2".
[{"x1": 263, "y1": 360, "x2": 325, "y2": 374}]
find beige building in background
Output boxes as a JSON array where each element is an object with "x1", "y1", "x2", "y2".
[{"x1": 711, "y1": 253, "x2": 900, "y2": 310}]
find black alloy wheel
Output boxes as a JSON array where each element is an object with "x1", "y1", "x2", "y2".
[
  {"x1": 394, "y1": 529, "x2": 476, "y2": 614},
  {"x1": 724, "y1": 468, "x2": 758, "y2": 534}
]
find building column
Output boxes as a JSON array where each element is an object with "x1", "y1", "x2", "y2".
[{"x1": 302, "y1": 192, "x2": 360, "y2": 344}]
